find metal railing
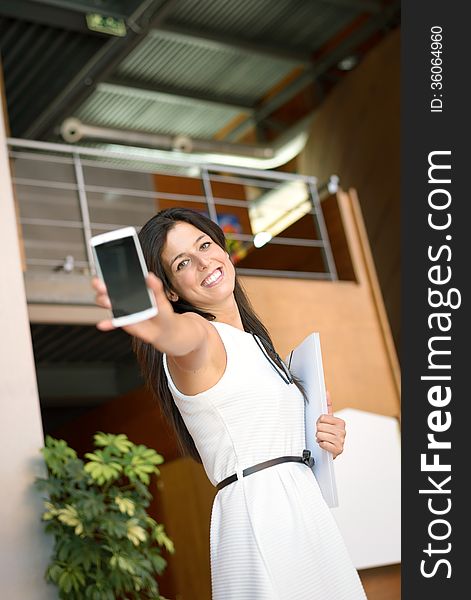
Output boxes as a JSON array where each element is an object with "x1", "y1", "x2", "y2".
[{"x1": 7, "y1": 137, "x2": 338, "y2": 280}]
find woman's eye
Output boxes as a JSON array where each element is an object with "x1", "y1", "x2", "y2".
[
  {"x1": 176, "y1": 259, "x2": 189, "y2": 271},
  {"x1": 200, "y1": 241, "x2": 211, "y2": 250}
]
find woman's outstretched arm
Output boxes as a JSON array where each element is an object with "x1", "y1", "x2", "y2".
[{"x1": 92, "y1": 272, "x2": 211, "y2": 364}]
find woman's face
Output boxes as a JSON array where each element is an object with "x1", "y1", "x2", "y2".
[{"x1": 161, "y1": 221, "x2": 236, "y2": 310}]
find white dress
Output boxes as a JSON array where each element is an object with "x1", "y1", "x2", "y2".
[{"x1": 163, "y1": 321, "x2": 367, "y2": 600}]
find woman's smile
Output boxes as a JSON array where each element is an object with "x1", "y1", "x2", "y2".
[{"x1": 201, "y1": 267, "x2": 224, "y2": 287}]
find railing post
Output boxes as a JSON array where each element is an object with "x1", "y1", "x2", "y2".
[
  {"x1": 72, "y1": 152, "x2": 95, "y2": 273},
  {"x1": 200, "y1": 167, "x2": 219, "y2": 223},
  {"x1": 308, "y1": 179, "x2": 338, "y2": 280}
]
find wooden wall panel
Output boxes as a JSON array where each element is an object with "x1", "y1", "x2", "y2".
[
  {"x1": 156, "y1": 458, "x2": 215, "y2": 600},
  {"x1": 299, "y1": 28, "x2": 400, "y2": 355},
  {"x1": 359, "y1": 564, "x2": 401, "y2": 600}
]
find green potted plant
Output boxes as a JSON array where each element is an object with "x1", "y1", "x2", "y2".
[{"x1": 35, "y1": 432, "x2": 174, "y2": 600}]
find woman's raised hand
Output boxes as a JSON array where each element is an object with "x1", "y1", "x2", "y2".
[
  {"x1": 91, "y1": 272, "x2": 175, "y2": 346},
  {"x1": 315, "y1": 391, "x2": 346, "y2": 459}
]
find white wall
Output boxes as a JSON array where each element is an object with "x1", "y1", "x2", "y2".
[
  {"x1": 0, "y1": 96, "x2": 56, "y2": 597},
  {"x1": 331, "y1": 409, "x2": 401, "y2": 569}
]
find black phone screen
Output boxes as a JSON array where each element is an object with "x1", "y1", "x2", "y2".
[{"x1": 94, "y1": 236, "x2": 152, "y2": 318}]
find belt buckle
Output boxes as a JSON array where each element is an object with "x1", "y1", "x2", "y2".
[{"x1": 302, "y1": 449, "x2": 315, "y2": 467}]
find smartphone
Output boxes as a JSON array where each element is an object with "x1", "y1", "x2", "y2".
[{"x1": 90, "y1": 226, "x2": 158, "y2": 327}]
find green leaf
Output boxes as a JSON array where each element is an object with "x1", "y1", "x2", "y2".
[
  {"x1": 41, "y1": 437, "x2": 77, "y2": 477},
  {"x1": 122, "y1": 444, "x2": 164, "y2": 484},
  {"x1": 115, "y1": 496, "x2": 136, "y2": 516},
  {"x1": 99, "y1": 513, "x2": 128, "y2": 538},
  {"x1": 46, "y1": 563, "x2": 64, "y2": 584},
  {"x1": 57, "y1": 505, "x2": 83, "y2": 536},
  {"x1": 58, "y1": 570, "x2": 72, "y2": 594},
  {"x1": 126, "y1": 518, "x2": 147, "y2": 546},
  {"x1": 84, "y1": 451, "x2": 123, "y2": 485},
  {"x1": 75, "y1": 489, "x2": 106, "y2": 519},
  {"x1": 148, "y1": 550, "x2": 167, "y2": 575},
  {"x1": 153, "y1": 524, "x2": 175, "y2": 554},
  {"x1": 94, "y1": 432, "x2": 134, "y2": 454},
  {"x1": 64, "y1": 458, "x2": 86, "y2": 484}
]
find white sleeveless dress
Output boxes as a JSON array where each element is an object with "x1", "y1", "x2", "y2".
[{"x1": 163, "y1": 321, "x2": 367, "y2": 600}]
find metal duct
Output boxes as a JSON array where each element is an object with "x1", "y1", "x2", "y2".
[{"x1": 59, "y1": 115, "x2": 313, "y2": 169}]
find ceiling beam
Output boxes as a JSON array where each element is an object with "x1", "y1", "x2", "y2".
[
  {"x1": 225, "y1": 1, "x2": 400, "y2": 140},
  {"x1": 0, "y1": 0, "x2": 90, "y2": 33},
  {"x1": 316, "y1": 0, "x2": 383, "y2": 12},
  {"x1": 23, "y1": 0, "x2": 180, "y2": 139},
  {"x1": 103, "y1": 77, "x2": 255, "y2": 113},
  {"x1": 19, "y1": 0, "x2": 144, "y2": 20},
  {"x1": 152, "y1": 24, "x2": 311, "y2": 65}
]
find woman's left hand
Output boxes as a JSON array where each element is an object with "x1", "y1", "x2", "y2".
[{"x1": 316, "y1": 391, "x2": 346, "y2": 459}]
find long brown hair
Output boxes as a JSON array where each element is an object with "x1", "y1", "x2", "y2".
[{"x1": 132, "y1": 207, "x2": 304, "y2": 463}]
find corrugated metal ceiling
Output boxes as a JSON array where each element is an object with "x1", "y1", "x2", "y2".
[
  {"x1": 0, "y1": 16, "x2": 106, "y2": 135},
  {"x1": 116, "y1": 30, "x2": 298, "y2": 102},
  {"x1": 167, "y1": 0, "x2": 360, "y2": 50},
  {"x1": 75, "y1": 84, "x2": 242, "y2": 138},
  {"x1": 0, "y1": 0, "x2": 399, "y2": 141}
]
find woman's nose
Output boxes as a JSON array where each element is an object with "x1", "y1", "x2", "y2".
[{"x1": 196, "y1": 256, "x2": 210, "y2": 270}]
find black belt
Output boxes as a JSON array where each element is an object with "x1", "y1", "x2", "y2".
[{"x1": 216, "y1": 449, "x2": 315, "y2": 492}]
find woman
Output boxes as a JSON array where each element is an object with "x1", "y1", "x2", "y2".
[{"x1": 93, "y1": 207, "x2": 367, "y2": 600}]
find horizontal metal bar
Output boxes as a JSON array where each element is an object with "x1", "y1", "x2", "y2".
[
  {"x1": 208, "y1": 173, "x2": 287, "y2": 190},
  {"x1": 14, "y1": 174, "x2": 308, "y2": 203},
  {"x1": 236, "y1": 268, "x2": 333, "y2": 280},
  {"x1": 10, "y1": 148, "x2": 197, "y2": 177},
  {"x1": 13, "y1": 177, "x2": 318, "y2": 210},
  {"x1": 11, "y1": 149, "x2": 321, "y2": 191},
  {"x1": 14, "y1": 177, "x2": 318, "y2": 212},
  {"x1": 7, "y1": 138, "x2": 318, "y2": 184},
  {"x1": 13, "y1": 177, "x2": 265, "y2": 210},
  {"x1": 207, "y1": 167, "x2": 317, "y2": 184},
  {"x1": 20, "y1": 219, "x2": 323, "y2": 248},
  {"x1": 77, "y1": 156, "x2": 196, "y2": 177},
  {"x1": 9, "y1": 150, "x2": 75, "y2": 165},
  {"x1": 227, "y1": 233, "x2": 325, "y2": 247},
  {"x1": 85, "y1": 200, "x2": 153, "y2": 213},
  {"x1": 23, "y1": 239, "x2": 84, "y2": 250},
  {"x1": 89, "y1": 222, "x2": 142, "y2": 232},
  {"x1": 14, "y1": 178, "x2": 78, "y2": 191},
  {"x1": 20, "y1": 218, "x2": 83, "y2": 228},
  {"x1": 26, "y1": 258, "x2": 89, "y2": 267},
  {"x1": 14, "y1": 191, "x2": 152, "y2": 213}
]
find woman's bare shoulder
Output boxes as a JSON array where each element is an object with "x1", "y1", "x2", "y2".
[
  {"x1": 167, "y1": 313, "x2": 226, "y2": 392},
  {"x1": 168, "y1": 312, "x2": 225, "y2": 372}
]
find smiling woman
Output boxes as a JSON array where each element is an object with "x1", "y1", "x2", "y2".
[
  {"x1": 92, "y1": 207, "x2": 367, "y2": 600},
  {"x1": 161, "y1": 222, "x2": 236, "y2": 313}
]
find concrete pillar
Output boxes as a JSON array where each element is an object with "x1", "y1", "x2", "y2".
[{"x1": 0, "y1": 63, "x2": 56, "y2": 598}]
